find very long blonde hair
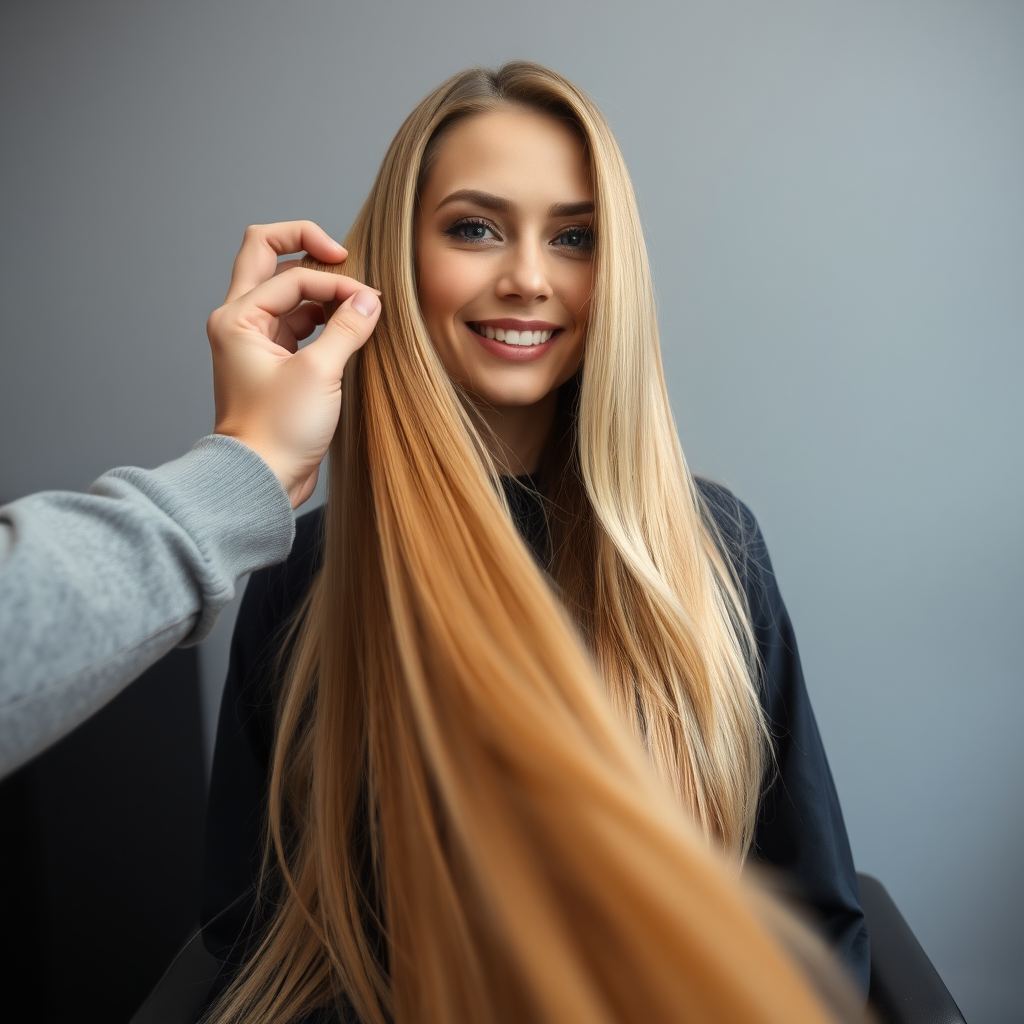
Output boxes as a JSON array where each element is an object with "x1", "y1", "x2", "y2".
[{"x1": 208, "y1": 62, "x2": 844, "y2": 1024}]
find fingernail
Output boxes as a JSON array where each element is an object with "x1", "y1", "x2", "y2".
[
  {"x1": 331, "y1": 238, "x2": 347, "y2": 253},
  {"x1": 352, "y1": 290, "x2": 379, "y2": 317}
]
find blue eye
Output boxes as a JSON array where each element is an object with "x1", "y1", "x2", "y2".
[
  {"x1": 446, "y1": 219, "x2": 497, "y2": 242},
  {"x1": 555, "y1": 227, "x2": 594, "y2": 251}
]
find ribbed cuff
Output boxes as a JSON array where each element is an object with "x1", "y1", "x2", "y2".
[{"x1": 106, "y1": 435, "x2": 296, "y2": 641}]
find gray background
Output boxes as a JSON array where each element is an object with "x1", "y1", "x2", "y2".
[{"x1": 1, "y1": 1, "x2": 1021, "y2": 1019}]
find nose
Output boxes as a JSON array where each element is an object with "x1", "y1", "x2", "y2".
[{"x1": 496, "y1": 238, "x2": 553, "y2": 305}]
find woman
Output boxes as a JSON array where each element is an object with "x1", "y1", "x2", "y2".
[{"x1": 201, "y1": 62, "x2": 867, "y2": 1024}]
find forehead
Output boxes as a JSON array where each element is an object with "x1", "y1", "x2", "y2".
[{"x1": 420, "y1": 109, "x2": 592, "y2": 207}]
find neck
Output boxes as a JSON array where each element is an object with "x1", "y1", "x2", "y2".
[{"x1": 473, "y1": 390, "x2": 557, "y2": 476}]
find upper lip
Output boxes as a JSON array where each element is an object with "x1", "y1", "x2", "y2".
[{"x1": 469, "y1": 318, "x2": 563, "y2": 331}]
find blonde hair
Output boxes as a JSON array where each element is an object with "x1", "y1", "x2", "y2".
[{"x1": 207, "y1": 62, "x2": 843, "y2": 1024}]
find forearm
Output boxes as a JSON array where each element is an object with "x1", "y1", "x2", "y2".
[{"x1": 0, "y1": 435, "x2": 294, "y2": 777}]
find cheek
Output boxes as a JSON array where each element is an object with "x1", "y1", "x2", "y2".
[
  {"x1": 559, "y1": 263, "x2": 594, "y2": 324},
  {"x1": 417, "y1": 247, "x2": 479, "y2": 329}
]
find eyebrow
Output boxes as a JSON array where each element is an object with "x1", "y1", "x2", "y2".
[
  {"x1": 549, "y1": 200, "x2": 594, "y2": 217},
  {"x1": 435, "y1": 189, "x2": 594, "y2": 218}
]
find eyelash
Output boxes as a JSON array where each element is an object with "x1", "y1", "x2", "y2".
[
  {"x1": 554, "y1": 226, "x2": 595, "y2": 252},
  {"x1": 444, "y1": 218, "x2": 497, "y2": 243},
  {"x1": 444, "y1": 217, "x2": 595, "y2": 252}
]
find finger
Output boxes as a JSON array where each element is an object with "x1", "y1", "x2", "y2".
[
  {"x1": 300, "y1": 254, "x2": 381, "y2": 295},
  {"x1": 225, "y1": 220, "x2": 347, "y2": 302},
  {"x1": 302, "y1": 288, "x2": 381, "y2": 380},
  {"x1": 274, "y1": 257, "x2": 353, "y2": 282},
  {"x1": 234, "y1": 267, "x2": 371, "y2": 323},
  {"x1": 280, "y1": 301, "x2": 325, "y2": 344}
]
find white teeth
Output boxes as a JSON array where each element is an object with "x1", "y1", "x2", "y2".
[{"x1": 474, "y1": 324, "x2": 555, "y2": 346}]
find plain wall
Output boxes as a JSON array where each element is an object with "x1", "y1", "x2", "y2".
[{"x1": 1, "y1": 1, "x2": 1021, "y2": 1020}]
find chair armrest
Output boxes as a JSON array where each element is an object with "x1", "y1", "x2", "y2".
[
  {"x1": 857, "y1": 873, "x2": 966, "y2": 1024},
  {"x1": 129, "y1": 927, "x2": 221, "y2": 1024},
  {"x1": 130, "y1": 877, "x2": 968, "y2": 1024}
]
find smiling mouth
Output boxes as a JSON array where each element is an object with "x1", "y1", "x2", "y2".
[{"x1": 468, "y1": 322, "x2": 560, "y2": 347}]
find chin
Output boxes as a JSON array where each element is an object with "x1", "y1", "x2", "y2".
[{"x1": 464, "y1": 373, "x2": 560, "y2": 410}]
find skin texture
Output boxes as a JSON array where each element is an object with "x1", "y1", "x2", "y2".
[
  {"x1": 415, "y1": 109, "x2": 595, "y2": 474},
  {"x1": 208, "y1": 221, "x2": 381, "y2": 507}
]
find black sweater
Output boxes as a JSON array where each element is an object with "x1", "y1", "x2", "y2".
[{"x1": 200, "y1": 478, "x2": 869, "y2": 1015}]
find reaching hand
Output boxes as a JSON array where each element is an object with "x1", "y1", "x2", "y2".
[{"x1": 208, "y1": 220, "x2": 381, "y2": 508}]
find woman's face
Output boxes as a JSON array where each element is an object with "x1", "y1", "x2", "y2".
[{"x1": 415, "y1": 108, "x2": 594, "y2": 412}]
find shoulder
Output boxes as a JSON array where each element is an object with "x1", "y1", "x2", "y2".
[
  {"x1": 694, "y1": 478, "x2": 758, "y2": 543},
  {"x1": 694, "y1": 478, "x2": 770, "y2": 579},
  {"x1": 693, "y1": 477, "x2": 785, "y2": 641},
  {"x1": 287, "y1": 503, "x2": 328, "y2": 586},
  {"x1": 253, "y1": 503, "x2": 324, "y2": 596},
  {"x1": 234, "y1": 505, "x2": 326, "y2": 667}
]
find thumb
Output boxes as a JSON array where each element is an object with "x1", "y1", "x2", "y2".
[{"x1": 308, "y1": 288, "x2": 381, "y2": 377}]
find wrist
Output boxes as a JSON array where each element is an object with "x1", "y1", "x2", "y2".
[{"x1": 214, "y1": 426, "x2": 295, "y2": 500}]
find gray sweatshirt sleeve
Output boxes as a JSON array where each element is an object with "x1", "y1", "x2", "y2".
[{"x1": 0, "y1": 434, "x2": 296, "y2": 777}]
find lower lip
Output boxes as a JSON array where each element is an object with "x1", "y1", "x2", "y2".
[{"x1": 466, "y1": 325, "x2": 562, "y2": 362}]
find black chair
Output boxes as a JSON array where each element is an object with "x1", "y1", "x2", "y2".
[
  {"x1": 130, "y1": 928, "x2": 221, "y2": 1024},
  {"x1": 0, "y1": 648, "x2": 207, "y2": 1024},
  {"x1": 129, "y1": 873, "x2": 967, "y2": 1024},
  {"x1": 857, "y1": 874, "x2": 967, "y2": 1024}
]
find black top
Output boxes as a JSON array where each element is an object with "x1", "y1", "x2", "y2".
[{"x1": 200, "y1": 478, "x2": 869, "y2": 1016}]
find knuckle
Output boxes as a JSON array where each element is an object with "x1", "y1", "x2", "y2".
[
  {"x1": 330, "y1": 311, "x2": 368, "y2": 342},
  {"x1": 281, "y1": 266, "x2": 311, "y2": 289},
  {"x1": 206, "y1": 307, "x2": 225, "y2": 338}
]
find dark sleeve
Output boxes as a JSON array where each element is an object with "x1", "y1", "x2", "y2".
[
  {"x1": 200, "y1": 508, "x2": 326, "y2": 983},
  {"x1": 696, "y1": 480, "x2": 870, "y2": 995}
]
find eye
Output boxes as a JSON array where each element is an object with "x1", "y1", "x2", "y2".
[
  {"x1": 445, "y1": 218, "x2": 499, "y2": 243},
  {"x1": 553, "y1": 226, "x2": 594, "y2": 251}
]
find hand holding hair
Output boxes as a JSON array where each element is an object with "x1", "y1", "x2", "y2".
[
  {"x1": 208, "y1": 220, "x2": 381, "y2": 508},
  {"x1": 1, "y1": 221, "x2": 377, "y2": 777}
]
